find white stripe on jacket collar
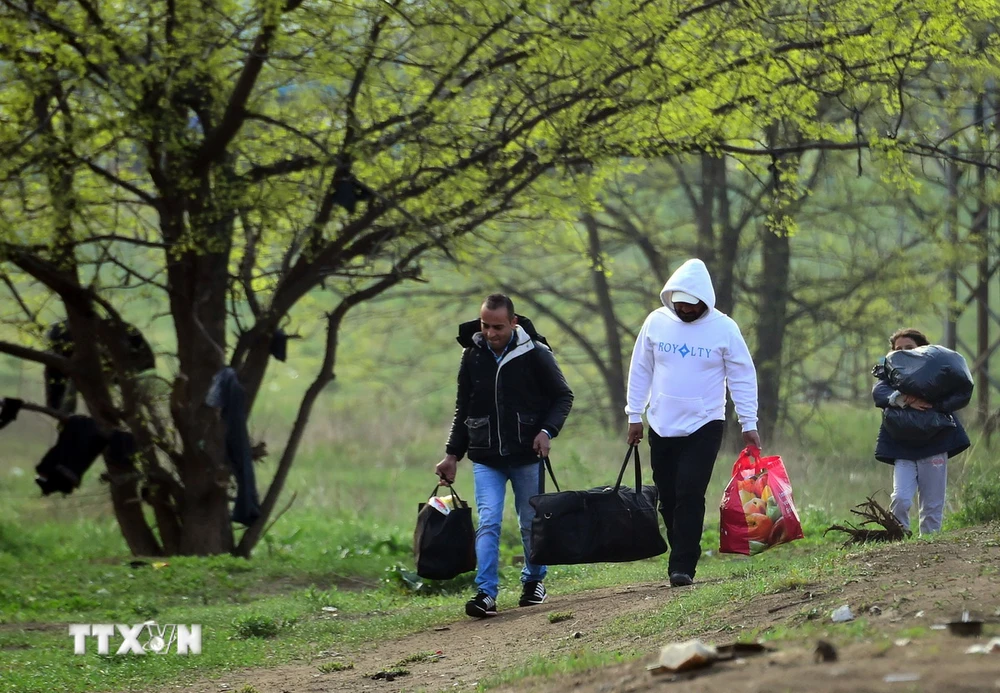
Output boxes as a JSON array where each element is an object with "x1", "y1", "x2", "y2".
[{"x1": 471, "y1": 325, "x2": 536, "y2": 363}]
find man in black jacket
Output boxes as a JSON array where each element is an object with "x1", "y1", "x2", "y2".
[{"x1": 436, "y1": 294, "x2": 574, "y2": 618}]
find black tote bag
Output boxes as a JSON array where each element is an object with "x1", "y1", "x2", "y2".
[
  {"x1": 413, "y1": 484, "x2": 477, "y2": 580},
  {"x1": 528, "y1": 446, "x2": 667, "y2": 566}
]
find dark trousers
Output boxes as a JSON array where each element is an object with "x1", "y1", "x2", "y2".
[{"x1": 648, "y1": 420, "x2": 725, "y2": 577}]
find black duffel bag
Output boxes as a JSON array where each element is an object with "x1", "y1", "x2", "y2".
[
  {"x1": 413, "y1": 484, "x2": 477, "y2": 580},
  {"x1": 528, "y1": 446, "x2": 667, "y2": 566}
]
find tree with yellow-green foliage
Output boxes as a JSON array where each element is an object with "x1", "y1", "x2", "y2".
[{"x1": 0, "y1": 0, "x2": 995, "y2": 556}]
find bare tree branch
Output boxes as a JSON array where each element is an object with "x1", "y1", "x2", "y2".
[
  {"x1": 0, "y1": 339, "x2": 71, "y2": 372},
  {"x1": 195, "y1": 1, "x2": 304, "y2": 168},
  {"x1": 235, "y1": 260, "x2": 422, "y2": 557},
  {"x1": 3, "y1": 397, "x2": 71, "y2": 422}
]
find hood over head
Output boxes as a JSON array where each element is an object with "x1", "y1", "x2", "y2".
[{"x1": 659, "y1": 259, "x2": 717, "y2": 317}]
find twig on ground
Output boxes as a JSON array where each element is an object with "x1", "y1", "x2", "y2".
[{"x1": 824, "y1": 494, "x2": 911, "y2": 547}]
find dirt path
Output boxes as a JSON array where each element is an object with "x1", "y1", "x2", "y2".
[{"x1": 182, "y1": 526, "x2": 1000, "y2": 693}]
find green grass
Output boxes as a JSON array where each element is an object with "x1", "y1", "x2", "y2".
[
  {"x1": 2, "y1": 296, "x2": 999, "y2": 693},
  {"x1": 476, "y1": 531, "x2": 962, "y2": 691},
  {"x1": 949, "y1": 439, "x2": 1000, "y2": 527},
  {"x1": 1, "y1": 424, "x2": 997, "y2": 693},
  {"x1": 396, "y1": 650, "x2": 442, "y2": 665},
  {"x1": 317, "y1": 660, "x2": 353, "y2": 673},
  {"x1": 2, "y1": 406, "x2": 997, "y2": 693},
  {"x1": 231, "y1": 615, "x2": 282, "y2": 640},
  {"x1": 601, "y1": 547, "x2": 860, "y2": 642},
  {"x1": 0, "y1": 487, "x2": 848, "y2": 693},
  {"x1": 479, "y1": 649, "x2": 633, "y2": 690}
]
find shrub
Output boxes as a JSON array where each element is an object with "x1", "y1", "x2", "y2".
[
  {"x1": 232, "y1": 614, "x2": 280, "y2": 639},
  {"x1": 952, "y1": 470, "x2": 1000, "y2": 526}
]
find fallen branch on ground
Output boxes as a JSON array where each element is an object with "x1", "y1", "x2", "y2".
[{"x1": 824, "y1": 494, "x2": 911, "y2": 546}]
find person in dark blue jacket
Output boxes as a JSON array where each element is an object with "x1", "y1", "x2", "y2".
[{"x1": 873, "y1": 328, "x2": 970, "y2": 534}]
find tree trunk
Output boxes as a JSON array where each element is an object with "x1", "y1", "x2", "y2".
[
  {"x1": 755, "y1": 225, "x2": 791, "y2": 443},
  {"x1": 236, "y1": 272, "x2": 409, "y2": 556},
  {"x1": 164, "y1": 204, "x2": 235, "y2": 555},
  {"x1": 973, "y1": 95, "x2": 991, "y2": 424},
  {"x1": 943, "y1": 150, "x2": 960, "y2": 350},
  {"x1": 178, "y1": 483, "x2": 234, "y2": 555},
  {"x1": 583, "y1": 213, "x2": 627, "y2": 424},
  {"x1": 714, "y1": 156, "x2": 740, "y2": 316},
  {"x1": 709, "y1": 154, "x2": 743, "y2": 449},
  {"x1": 104, "y1": 449, "x2": 164, "y2": 557},
  {"x1": 754, "y1": 151, "x2": 792, "y2": 444},
  {"x1": 696, "y1": 153, "x2": 718, "y2": 271}
]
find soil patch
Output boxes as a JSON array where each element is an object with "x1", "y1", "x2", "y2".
[{"x1": 175, "y1": 526, "x2": 1000, "y2": 693}]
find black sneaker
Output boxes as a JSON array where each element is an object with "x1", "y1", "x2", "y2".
[
  {"x1": 669, "y1": 572, "x2": 694, "y2": 587},
  {"x1": 519, "y1": 581, "x2": 547, "y2": 606},
  {"x1": 465, "y1": 591, "x2": 498, "y2": 618}
]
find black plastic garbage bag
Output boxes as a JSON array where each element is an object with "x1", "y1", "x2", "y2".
[
  {"x1": 873, "y1": 345, "x2": 973, "y2": 408},
  {"x1": 883, "y1": 407, "x2": 957, "y2": 443}
]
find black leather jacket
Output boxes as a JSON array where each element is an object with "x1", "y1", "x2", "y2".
[{"x1": 446, "y1": 325, "x2": 573, "y2": 467}]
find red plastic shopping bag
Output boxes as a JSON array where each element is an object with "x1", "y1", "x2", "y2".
[{"x1": 719, "y1": 446, "x2": 804, "y2": 556}]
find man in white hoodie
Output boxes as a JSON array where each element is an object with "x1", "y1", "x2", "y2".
[{"x1": 625, "y1": 258, "x2": 760, "y2": 587}]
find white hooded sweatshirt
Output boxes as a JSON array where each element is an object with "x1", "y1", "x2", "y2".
[{"x1": 625, "y1": 259, "x2": 759, "y2": 437}]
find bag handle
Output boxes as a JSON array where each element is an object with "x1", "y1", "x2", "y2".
[
  {"x1": 612, "y1": 445, "x2": 643, "y2": 492},
  {"x1": 731, "y1": 445, "x2": 757, "y2": 477},
  {"x1": 428, "y1": 483, "x2": 465, "y2": 506},
  {"x1": 539, "y1": 456, "x2": 561, "y2": 493},
  {"x1": 731, "y1": 445, "x2": 768, "y2": 478}
]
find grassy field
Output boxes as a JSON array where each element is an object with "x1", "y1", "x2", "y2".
[
  {"x1": 1, "y1": 383, "x2": 995, "y2": 693},
  {"x1": 1, "y1": 289, "x2": 999, "y2": 693}
]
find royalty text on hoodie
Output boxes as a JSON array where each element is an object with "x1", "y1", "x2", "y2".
[{"x1": 625, "y1": 259, "x2": 759, "y2": 438}]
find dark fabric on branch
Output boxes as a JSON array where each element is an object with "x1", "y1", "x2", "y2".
[
  {"x1": 331, "y1": 174, "x2": 372, "y2": 214},
  {"x1": 0, "y1": 397, "x2": 23, "y2": 431},
  {"x1": 206, "y1": 367, "x2": 261, "y2": 527},
  {"x1": 35, "y1": 415, "x2": 110, "y2": 495},
  {"x1": 269, "y1": 328, "x2": 288, "y2": 362},
  {"x1": 43, "y1": 319, "x2": 156, "y2": 412},
  {"x1": 105, "y1": 430, "x2": 138, "y2": 470},
  {"x1": 45, "y1": 321, "x2": 76, "y2": 412}
]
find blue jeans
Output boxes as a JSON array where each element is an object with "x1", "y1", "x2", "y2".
[{"x1": 472, "y1": 461, "x2": 547, "y2": 598}]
